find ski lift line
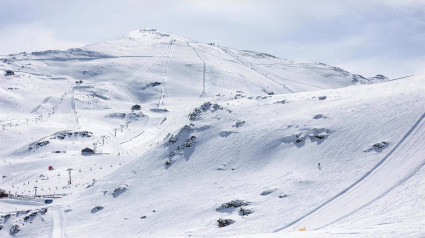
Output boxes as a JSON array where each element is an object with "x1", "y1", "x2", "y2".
[
  {"x1": 123, "y1": 56, "x2": 154, "y2": 81},
  {"x1": 228, "y1": 48, "x2": 303, "y2": 91},
  {"x1": 220, "y1": 47, "x2": 295, "y2": 93},
  {"x1": 123, "y1": 48, "x2": 172, "y2": 82},
  {"x1": 275, "y1": 112, "x2": 425, "y2": 232},
  {"x1": 210, "y1": 46, "x2": 259, "y2": 94},
  {"x1": 224, "y1": 47, "x2": 328, "y2": 91},
  {"x1": 121, "y1": 46, "x2": 173, "y2": 103},
  {"x1": 188, "y1": 43, "x2": 242, "y2": 95},
  {"x1": 120, "y1": 131, "x2": 145, "y2": 145},
  {"x1": 187, "y1": 43, "x2": 207, "y2": 98},
  {"x1": 389, "y1": 75, "x2": 415, "y2": 81},
  {"x1": 189, "y1": 44, "x2": 223, "y2": 58},
  {"x1": 157, "y1": 39, "x2": 174, "y2": 108}
]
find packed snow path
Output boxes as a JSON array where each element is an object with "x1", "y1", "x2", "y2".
[
  {"x1": 277, "y1": 112, "x2": 425, "y2": 231},
  {"x1": 50, "y1": 206, "x2": 66, "y2": 238}
]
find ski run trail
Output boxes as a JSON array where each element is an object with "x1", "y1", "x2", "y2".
[
  {"x1": 277, "y1": 112, "x2": 425, "y2": 231},
  {"x1": 0, "y1": 29, "x2": 424, "y2": 237}
]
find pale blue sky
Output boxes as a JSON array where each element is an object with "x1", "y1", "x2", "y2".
[{"x1": 0, "y1": 0, "x2": 424, "y2": 78}]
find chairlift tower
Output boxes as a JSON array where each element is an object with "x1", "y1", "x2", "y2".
[{"x1": 67, "y1": 168, "x2": 73, "y2": 185}]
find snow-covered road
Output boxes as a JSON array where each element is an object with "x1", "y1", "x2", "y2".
[{"x1": 277, "y1": 112, "x2": 425, "y2": 231}]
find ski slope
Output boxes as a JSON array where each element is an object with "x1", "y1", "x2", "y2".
[
  {"x1": 0, "y1": 29, "x2": 424, "y2": 237},
  {"x1": 278, "y1": 112, "x2": 425, "y2": 231}
]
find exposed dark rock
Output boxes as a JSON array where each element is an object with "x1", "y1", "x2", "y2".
[
  {"x1": 131, "y1": 104, "x2": 141, "y2": 111},
  {"x1": 10, "y1": 224, "x2": 20, "y2": 235},
  {"x1": 216, "y1": 200, "x2": 251, "y2": 211},
  {"x1": 373, "y1": 141, "x2": 388, "y2": 149},
  {"x1": 5, "y1": 70, "x2": 14, "y2": 76},
  {"x1": 141, "y1": 82, "x2": 162, "y2": 90},
  {"x1": 29, "y1": 141, "x2": 50, "y2": 150},
  {"x1": 189, "y1": 102, "x2": 223, "y2": 121},
  {"x1": 279, "y1": 194, "x2": 289, "y2": 198},
  {"x1": 217, "y1": 218, "x2": 235, "y2": 227},
  {"x1": 365, "y1": 141, "x2": 389, "y2": 152},
  {"x1": 113, "y1": 185, "x2": 128, "y2": 198},
  {"x1": 219, "y1": 131, "x2": 233, "y2": 137},
  {"x1": 40, "y1": 208, "x2": 48, "y2": 214},
  {"x1": 91, "y1": 206, "x2": 104, "y2": 213},
  {"x1": 313, "y1": 114, "x2": 325, "y2": 119},
  {"x1": 232, "y1": 120, "x2": 245, "y2": 128},
  {"x1": 239, "y1": 207, "x2": 254, "y2": 216}
]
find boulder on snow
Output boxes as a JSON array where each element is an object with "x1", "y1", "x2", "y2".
[
  {"x1": 373, "y1": 141, "x2": 389, "y2": 149},
  {"x1": 279, "y1": 194, "x2": 289, "y2": 198},
  {"x1": 141, "y1": 81, "x2": 161, "y2": 90},
  {"x1": 260, "y1": 188, "x2": 277, "y2": 196},
  {"x1": 216, "y1": 200, "x2": 251, "y2": 211},
  {"x1": 188, "y1": 102, "x2": 223, "y2": 121},
  {"x1": 23, "y1": 213, "x2": 36, "y2": 222},
  {"x1": 9, "y1": 224, "x2": 20, "y2": 235},
  {"x1": 313, "y1": 114, "x2": 325, "y2": 119},
  {"x1": 318, "y1": 96, "x2": 327, "y2": 100},
  {"x1": 113, "y1": 184, "x2": 128, "y2": 198},
  {"x1": 217, "y1": 218, "x2": 235, "y2": 227},
  {"x1": 274, "y1": 99, "x2": 286, "y2": 104},
  {"x1": 5, "y1": 70, "x2": 14, "y2": 76},
  {"x1": 91, "y1": 206, "x2": 104, "y2": 213},
  {"x1": 239, "y1": 207, "x2": 254, "y2": 216},
  {"x1": 232, "y1": 120, "x2": 246, "y2": 128},
  {"x1": 365, "y1": 141, "x2": 389, "y2": 152},
  {"x1": 131, "y1": 104, "x2": 141, "y2": 111}
]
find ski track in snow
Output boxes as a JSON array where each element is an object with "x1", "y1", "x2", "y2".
[
  {"x1": 70, "y1": 93, "x2": 79, "y2": 127},
  {"x1": 276, "y1": 112, "x2": 425, "y2": 231},
  {"x1": 31, "y1": 96, "x2": 51, "y2": 113},
  {"x1": 188, "y1": 43, "x2": 207, "y2": 97}
]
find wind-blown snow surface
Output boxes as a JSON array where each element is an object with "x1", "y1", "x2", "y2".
[{"x1": 0, "y1": 29, "x2": 424, "y2": 237}]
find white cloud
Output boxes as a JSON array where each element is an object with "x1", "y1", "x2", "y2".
[{"x1": 0, "y1": 24, "x2": 87, "y2": 55}]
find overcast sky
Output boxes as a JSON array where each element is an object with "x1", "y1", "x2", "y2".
[{"x1": 0, "y1": 0, "x2": 424, "y2": 78}]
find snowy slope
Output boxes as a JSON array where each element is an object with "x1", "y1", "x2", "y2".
[{"x1": 0, "y1": 29, "x2": 423, "y2": 237}]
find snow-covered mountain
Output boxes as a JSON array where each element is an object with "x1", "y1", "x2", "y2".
[{"x1": 0, "y1": 29, "x2": 424, "y2": 237}]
